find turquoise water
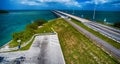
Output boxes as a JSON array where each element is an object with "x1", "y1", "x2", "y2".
[
  {"x1": 0, "y1": 10, "x2": 120, "y2": 47},
  {"x1": 0, "y1": 10, "x2": 57, "y2": 47},
  {"x1": 62, "y1": 10, "x2": 120, "y2": 23}
]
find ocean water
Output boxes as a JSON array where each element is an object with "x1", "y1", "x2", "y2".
[
  {"x1": 62, "y1": 10, "x2": 120, "y2": 23},
  {"x1": 0, "y1": 10, "x2": 120, "y2": 47},
  {"x1": 0, "y1": 10, "x2": 57, "y2": 47}
]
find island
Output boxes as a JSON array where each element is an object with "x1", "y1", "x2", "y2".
[{"x1": 0, "y1": 10, "x2": 8, "y2": 13}]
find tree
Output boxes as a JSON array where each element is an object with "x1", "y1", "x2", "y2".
[
  {"x1": 26, "y1": 23, "x2": 38, "y2": 30},
  {"x1": 34, "y1": 19, "x2": 46, "y2": 26},
  {"x1": 12, "y1": 19, "x2": 46, "y2": 43},
  {"x1": 0, "y1": 10, "x2": 8, "y2": 13},
  {"x1": 114, "y1": 22, "x2": 120, "y2": 28},
  {"x1": 12, "y1": 31, "x2": 25, "y2": 41}
]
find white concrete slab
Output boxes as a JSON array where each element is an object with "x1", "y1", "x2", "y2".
[{"x1": 0, "y1": 33, "x2": 65, "y2": 64}]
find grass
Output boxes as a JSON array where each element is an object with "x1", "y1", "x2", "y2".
[
  {"x1": 96, "y1": 21, "x2": 120, "y2": 30},
  {"x1": 3, "y1": 36, "x2": 35, "y2": 52},
  {"x1": 71, "y1": 18, "x2": 120, "y2": 49},
  {"x1": 8, "y1": 40, "x2": 19, "y2": 48},
  {"x1": 19, "y1": 20, "x2": 56, "y2": 50},
  {"x1": 6, "y1": 19, "x2": 54, "y2": 51},
  {"x1": 5, "y1": 18, "x2": 119, "y2": 63},
  {"x1": 35, "y1": 18, "x2": 119, "y2": 64},
  {"x1": 8, "y1": 32, "x2": 34, "y2": 48},
  {"x1": 7, "y1": 19, "x2": 46, "y2": 48},
  {"x1": 20, "y1": 36, "x2": 35, "y2": 50}
]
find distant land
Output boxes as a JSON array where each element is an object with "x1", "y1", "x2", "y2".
[{"x1": 0, "y1": 10, "x2": 8, "y2": 13}]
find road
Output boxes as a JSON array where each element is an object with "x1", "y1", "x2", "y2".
[
  {"x1": 84, "y1": 22, "x2": 120, "y2": 42},
  {"x1": 54, "y1": 10, "x2": 120, "y2": 43},
  {"x1": 53, "y1": 11, "x2": 120, "y2": 61}
]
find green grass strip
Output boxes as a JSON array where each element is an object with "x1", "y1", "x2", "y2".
[{"x1": 71, "y1": 18, "x2": 120, "y2": 49}]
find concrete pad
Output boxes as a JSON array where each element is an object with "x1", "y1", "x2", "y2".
[{"x1": 0, "y1": 33, "x2": 65, "y2": 64}]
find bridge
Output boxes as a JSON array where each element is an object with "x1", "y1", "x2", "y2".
[{"x1": 52, "y1": 10, "x2": 120, "y2": 61}]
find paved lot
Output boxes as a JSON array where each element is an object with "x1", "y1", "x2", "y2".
[{"x1": 0, "y1": 33, "x2": 65, "y2": 64}]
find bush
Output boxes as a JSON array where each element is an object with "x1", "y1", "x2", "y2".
[
  {"x1": 26, "y1": 23, "x2": 38, "y2": 30},
  {"x1": 34, "y1": 19, "x2": 46, "y2": 26},
  {"x1": 12, "y1": 19, "x2": 46, "y2": 42},
  {"x1": 114, "y1": 22, "x2": 120, "y2": 28},
  {"x1": 26, "y1": 19, "x2": 46, "y2": 30},
  {"x1": 12, "y1": 31, "x2": 31, "y2": 41},
  {"x1": 0, "y1": 10, "x2": 8, "y2": 13},
  {"x1": 12, "y1": 31, "x2": 24, "y2": 41}
]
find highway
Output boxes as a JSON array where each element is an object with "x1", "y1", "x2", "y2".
[
  {"x1": 54, "y1": 10, "x2": 120, "y2": 43},
  {"x1": 84, "y1": 22, "x2": 120, "y2": 42},
  {"x1": 52, "y1": 11, "x2": 120, "y2": 61}
]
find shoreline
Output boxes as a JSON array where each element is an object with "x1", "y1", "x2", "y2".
[
  {"x1": 0, "y1": 17, "x2": 119, "y2": 63},
  {"x1": 0, "y1": 40, "x2": 12, "y2": 49},
  {"x1": 0, "y1": 18, "x2": 53, "y2": 49},
  {"x1": 0, "y1": 18, "x2": 52, "y2": 52},
  {"x1": 0, "y1": 10, "x2": 57, "y2": 48}
]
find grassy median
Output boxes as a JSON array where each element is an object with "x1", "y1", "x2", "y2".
[
  {"x1": 70, "y1": 18, "x2": 120, "y2": 49},
  {"x1": 36, "y1": 18, "x2": 119, "y2": 64}
]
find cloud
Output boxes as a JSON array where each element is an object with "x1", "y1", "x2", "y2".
[
  {"x1": 112, "y1": 3, "x2": 120, "y2": 7},
  {"x1": 113, "y1": 3, "x2": 120, "y2": 5},
  {"x1": 10, "y1": 0, "x2": 120, "y2": 10},
  {"x1": 83, "y1": 0, "x2": 120, "y2": 5},
  {"x1": 83, "y1": 0, "x2": 108, "y2": 5},
  {"x1": 84, "y1": 1, "x2": 93, "y2": 4},
  {"x1": 21, "y1": 0, "x2": 39, "y2": 5},
  {"x1": 19, "y1": 0, "x2": 81, "y2": 7},
  {"x1": 94, "y1": 0, "x2": 108, "y2": 4}
]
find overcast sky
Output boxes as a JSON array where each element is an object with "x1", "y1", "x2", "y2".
[{"x1": 0, "y1": 0, "x2": 120, "y2": 11}]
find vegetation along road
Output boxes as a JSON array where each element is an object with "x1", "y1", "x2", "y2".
[
  {"x1": 35, "y1": 18, "x2": 120, "y2": 64},
  {"x1": 55, "y1": 10, "x2": 120, "y2": 44},
  {"x1": 52, "y1": 11, "x2": 120, "y2": 62}
]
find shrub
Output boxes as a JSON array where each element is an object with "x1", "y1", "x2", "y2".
[
  {"x1": 114, "y1": 22, "x2": 120, "y2": 28},
  {"x1": 12, "y1": 19, "x2": 46, "y2": 42}
]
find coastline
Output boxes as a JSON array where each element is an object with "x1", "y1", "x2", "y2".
[
  {"x1": 0, "y1": 19, "x2": 47, "y2": 52},
  {"x1": 0, "y1": 10, "x2": 57, "y2": 48},
  {"x1": 0, "y1": 40, "x2": 12, "y2": 49},
  {"x1": 0, "y1": 17, "x2": 119, "y2": 63}
]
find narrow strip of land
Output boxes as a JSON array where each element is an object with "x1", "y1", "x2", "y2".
[
  {"x1": 53, "y1": 11, "x2": 120, "y2": 61},
  {"x1": 55, "y1": 10, "x2": 120, "y2": 43}
]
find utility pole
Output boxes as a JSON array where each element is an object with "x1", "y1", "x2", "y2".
[
  {"x1": 93, "y1": 4, "x2": 96, "y2": 21},
  {"x1": 72, "y1": 8, "x2": 74, "y2": 14},
  {"x1": 81, "y1": 7, "x2": 84, "y2": 18}
]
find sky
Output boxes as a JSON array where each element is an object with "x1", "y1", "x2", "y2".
[{"x1": 0, "y1": 0, "x2": 120, "y2": 11}]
